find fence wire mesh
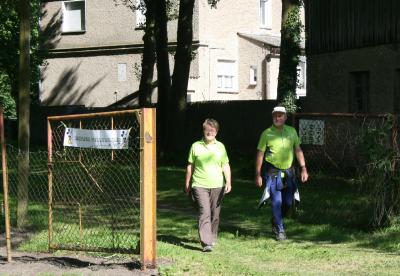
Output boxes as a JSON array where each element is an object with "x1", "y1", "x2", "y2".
[
  {"x1": 48, "y1": 111, "x2": 141, "y2": 253},
  {"x1": 1, "y1": 146, "x2": 48, "y2": 239},
  {"x1": 293, "y1": 113, "x2": 396, "y2": 177}
]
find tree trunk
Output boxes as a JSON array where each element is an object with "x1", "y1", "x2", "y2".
[
  {"x1": 169, "y1": 0, "x2": 195, "y2": 149},
  {"x1": 139, "y1": 0, "x2": 156, "y2": 107},
  {"x1": 154, "y1": 0, "x2": 171, "y2": 152},
  {"x1": 277, "y1": 0, "x2": 302, "y2": 107},
  {"x1": 17, "y1": 0, "x2": 31, "y2": 229}
]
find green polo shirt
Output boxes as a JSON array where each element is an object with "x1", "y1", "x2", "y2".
[
  {"x1": 188, "y1": 139, "x2": 229, "y2": 188},
  {"x1": 257, "y1": 124, "x2": 300, "y2": 170}
]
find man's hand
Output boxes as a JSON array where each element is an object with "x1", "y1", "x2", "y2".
[
  {"x1": 300, "y1": 167, "x2": 308, "y2": 183},
  {"x1": 255, "y1": 174, "x2": 263, "y2": 188},
  {"x1": 255, "y1": 150, "x2": 264, "y2": 188}
]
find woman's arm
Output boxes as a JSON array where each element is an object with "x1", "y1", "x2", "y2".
[
  {"x1": 222, "y1": 163, "x2": 232, "y2": 193},
  {"x1": 185, "y1": 163, "x2": 194, "y2": 194}
]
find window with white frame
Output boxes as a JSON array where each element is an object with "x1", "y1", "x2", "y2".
[
  {"x1": 62, "y1": 0, "x2": 86, "y2": 33},
  {"x1": 136, "y1": 0, "x2": 146, "y2": 28},
  {"x1": 249, "y1": 66, "x2": 257, "y2": 85},
  {"x1": 296, "y1": 57, "x2": 307, "y2": 97},
  {"x1": 260, "y1": 0, "x2": 272, "y2": 29},
  {"x1": 217, "y1": 60, "x2": 237, "y2": 92}
]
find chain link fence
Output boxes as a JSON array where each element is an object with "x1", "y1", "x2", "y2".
[
  {"x1": 1, "y1": 145, "x2": 48, "y2": 234},
  {"x1": 48, "y1": 110, "x2": 141, "y2": 253},
  {"x1": 1, "y1": 110, "x2": 147, "y2": 256},
  {"x1": 292, "y1": 113, "x2": 397, "y2": 177}
]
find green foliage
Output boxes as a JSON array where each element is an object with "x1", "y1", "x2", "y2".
[
  {"x1": 359, "y1": 115, "x2": 400, "y2": 227},
  {"x1": 280, "y1": 91, "x2": 298, "y2": 114},
  {"x1": 0, "y1": 0, "x2": 44, "y2": 110},
  {"x1": 278, "y1": 2, "x2": 303, "y2": 113},
  {"x1": 0, "y1": 72, "x2": 16, "y2": 119}
]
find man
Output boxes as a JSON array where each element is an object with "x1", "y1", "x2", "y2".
[{"x1": 255, "y1": 106, "x2": 308, "y2": 241}]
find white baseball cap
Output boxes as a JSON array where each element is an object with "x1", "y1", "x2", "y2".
[{"x1": 272, "y1": 106, "x2": 286, "y2": 114}]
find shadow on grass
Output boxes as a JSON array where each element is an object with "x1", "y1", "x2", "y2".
[
  {"x1": 157, "y1": 166, "x2": 381, "y2": 247},
  {"x1": 157, "y1": 234, "x2": 202, "y2": 252}
]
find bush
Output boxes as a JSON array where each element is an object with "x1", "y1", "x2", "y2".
[{"x1": 359, "y1": 115, "x2": 400, "y2": 227}]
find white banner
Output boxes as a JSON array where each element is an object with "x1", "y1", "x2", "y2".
[
  {"x1": 299, "y1": 119, "x2": 325, "y2": 145},
  {"x1": 63, "y1": 128, "x2": 131, "y2": 149}
]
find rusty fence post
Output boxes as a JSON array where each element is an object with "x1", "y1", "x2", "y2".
[
  {"x1": 1, "y1": 108, "x2": 12, "y2": 262},
  {"x1": 47, "y1": 118, "x2": 54, "y2": 251}
]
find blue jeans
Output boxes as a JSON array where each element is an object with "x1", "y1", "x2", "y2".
[{"x1": 267, "y1": 172, "x2": 296, "y2": 233}]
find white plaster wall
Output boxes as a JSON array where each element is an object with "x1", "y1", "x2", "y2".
[
  {"x1": 194, "y1": 0, "x2": 284, "y2": 101},
  {"x1": 41, "y1": 0, "x2": 180, "y2": 49},
  {"x1": 41, "y1": 54, "x2": 142, "y2": 107},
  {"x1": 267, "y1": 56, "x2": 280, "y2": 100}
]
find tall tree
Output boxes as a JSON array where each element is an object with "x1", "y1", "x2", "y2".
[
  {"x1": 138, "y1": 0, "x2": 156, "y2": 106},
  {"x1": 116, "y1": 0, "x2": 220, "y2": 151},
  {"x1": 277, "y1": 0, "x2": 302, "y2": 112},
  {"x1": 168, "y1": 0, "x2": 195, "y2": 147},
  {"x1": 17, "y1": 0, "x2": 31, "y2": 228},
  {"x1": 154, "y1": 0, "x2": 171, "y2": 151}
]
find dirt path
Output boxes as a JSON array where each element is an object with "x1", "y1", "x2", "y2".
[{"x1": 0, "y1": 231, "x2": 159, "y2": 276}]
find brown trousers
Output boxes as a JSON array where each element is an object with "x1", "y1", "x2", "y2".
[{"x1": 192, "y1": 187, "x2": 224, "y2": 246}]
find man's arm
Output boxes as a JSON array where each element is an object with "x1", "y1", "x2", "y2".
[
  {"x1": 222, "y1": 163, "x2": 232, "y2": 193},
  {"x1": 295, "y1": 146, "x2": 308, "y2": 182},
  {"x1": 255, "y1": 150, "x2": 264, "y2": 187},
  {"x1": 185, "y1": 163, "x2": 194, "y2": 194}
]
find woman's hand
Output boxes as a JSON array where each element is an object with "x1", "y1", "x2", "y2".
[
  {"x1": 224, "y1": 183, "x2": 232, "y2": 194},
  {"x1": 184, "y1": 183, "x2": 191, "y2": 194},
  {"x1": 185, "y1": 163, "x2": 193, "y2": 194},
  {"x1": 222, "y1": 163, "x2": 231, "y2": 194}
]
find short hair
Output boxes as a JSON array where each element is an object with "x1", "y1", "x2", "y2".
[{"x1": 203, "y1": 118, "x2": 219, "y2": 131}]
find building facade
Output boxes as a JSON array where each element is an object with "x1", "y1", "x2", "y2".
[
  {"x1": 303, "y1": 0, "x2": 400, "y2": 113},
  {"x1": 40, "y1": 0, "x2": 306, "y2": 107}
]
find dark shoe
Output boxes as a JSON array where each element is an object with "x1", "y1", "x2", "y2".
[
  {"x1": 276, "y1": 231, "x2": 287, "y2": 241},
  {"x1": 271, "y1": 218, "x2": 279, "y2": 235},
  {"x1": 203, "y1": 245, "x2": 213, "y2": 252}
]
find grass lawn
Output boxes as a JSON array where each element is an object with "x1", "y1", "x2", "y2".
[
  {"x1": 3, "y1": 161, "x2": 400, "y2": 275},
  {"x1": 156, "y1": 166, "x2": 400, "y2": 275}
]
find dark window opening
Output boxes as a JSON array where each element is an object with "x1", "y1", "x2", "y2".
[{"x1": 349, "y1": 71, "x2": 369, "y2": 112}]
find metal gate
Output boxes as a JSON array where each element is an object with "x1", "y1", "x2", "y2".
[{"x1": 47, "y1": 108, "x2": 156, "y2": 266}]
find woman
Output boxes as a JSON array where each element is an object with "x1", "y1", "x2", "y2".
[{"x1": 185, "y1": 118, "x2": 231, "y2": 252}]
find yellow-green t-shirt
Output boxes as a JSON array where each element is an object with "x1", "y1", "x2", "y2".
[
  {"x1": 257, "y1": 124, "x2": 300, "y2": 170},
  {"x1": 188, "y1": 139, "x2": 229, "y2": 188}
]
